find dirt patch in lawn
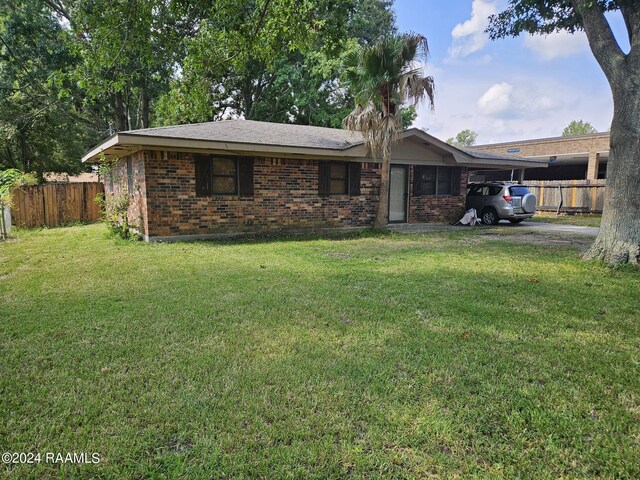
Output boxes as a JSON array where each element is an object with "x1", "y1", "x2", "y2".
[{"x1": 479, "y1": 231, "x2": 593, "y2": 248}]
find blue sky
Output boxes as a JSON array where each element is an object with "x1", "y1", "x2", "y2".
[{"x1": 393, "y1": 0, "x2": 627, "y2": 143}]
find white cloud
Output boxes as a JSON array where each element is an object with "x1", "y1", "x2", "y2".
[
  {"x1": 448, "y1": 0, "x2": 497, "y2": 59},
  {"x1": 524, "y1": 31, "x2": 589, "y2": 60},
  {"x1": 411, "y1": 68, "x2": 611, "y2": 144},
  {"x1": 478, "y1": 82, "x2": 514, "y2": 115}
]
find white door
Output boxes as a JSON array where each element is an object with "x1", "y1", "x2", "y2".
[{"x1": 389, "y1": 166, "x2": 408, "y2": 223}]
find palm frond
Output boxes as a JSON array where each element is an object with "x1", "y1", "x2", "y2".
[
  {"x1": 343, "y1": 102, "x2": 402, "y2": 161},
  {"x1": 399, "y1": 71, "x2": 435, "y2": 110},
  {"x1": 341, "y1": 31, "x2": 435, "y2": 159}
]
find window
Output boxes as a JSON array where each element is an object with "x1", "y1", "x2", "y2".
[
  {"x1": 212, "y1": 158, "x2": 237, "y2": 195},
  {"x1": 195, "y1": 155, "x2": 254, "y2": 196},
  {"x1": 508, "y1": 186, "x2": 529, "y2": 197},
  {"x1": 467, "y1": 185, "x2": 502, "y2": 196},
  {"x1": 318, "y1": 162, "x2": 361, "y2": 197},
  {"x1": 414, "y1": 166, "x2": 437, "y2": 195},
  {"x1": 437, "y1": 167, "x2": 452, "y2": 195},
  {"x1": 414, "y1": 166, "x2": 461, "y2": 196},
  {"x1": 330, "y1": 163, "x2": 348, "y2": 194}
]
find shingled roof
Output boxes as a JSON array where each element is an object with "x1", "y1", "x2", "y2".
[
  {"x1": 123, "y1": 119, "x2": 363, "y2": 150},
  {"x1": 82, "y1": 119, "x2": 548, "y2": 169}
]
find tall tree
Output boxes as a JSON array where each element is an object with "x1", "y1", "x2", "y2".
[
  {"x1": 562, "y1": 119, "x2": 598, "y2": 136},
  {"x1": 488, "y1": 1, "x2": 640, "y2": 265},
  {"x1": 156, "y1": 0, "x2": 397, "y2": 127},
  {"x1": 342, "y1": 33, "x2": 435, "y2": 228},
  {"x1": 447, "y1": 129, "x2": 478, "y2": 147},
  {"x1": 50, "y1": 0, "x2": 187, "y2": 133},
  {"x1": 0, "y1": 0, "x2": 96, "y2": 177}
]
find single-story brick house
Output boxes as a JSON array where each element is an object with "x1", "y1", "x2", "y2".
[{"x1": 82, "y1": 120, "x2": 545, "y2": 241}]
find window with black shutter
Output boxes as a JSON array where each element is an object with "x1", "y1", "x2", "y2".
[
  {"x1": 195, "y1": 155, "x2": 254, "y2": 197},
  {"x1": 319, "y1": 161, "x2": 361, "y2": 196},
  {"x1": 414, "y1": 166, "x2": 462, "y2": 196}
]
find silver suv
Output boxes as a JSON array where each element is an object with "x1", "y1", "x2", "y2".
[{"x1": 466, "y1": 183, "x2": 537, "y2": 225}]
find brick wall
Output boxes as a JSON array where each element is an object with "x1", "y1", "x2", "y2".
[
  {"x1": 107, "y1": 150, "x2": 469, "y2": 239},
  {"x1": 407, "y1": 165, "x2": 468, "y2": 223},
  {"x1": 473, "y1": 133, "x2": 610, "y2": 158},
  {"x1": 105, "y1": 150, "x2": 148, "y2": 236},
  {"x1": 142, "y1": 151, "x2": 380, "y2": 238}
]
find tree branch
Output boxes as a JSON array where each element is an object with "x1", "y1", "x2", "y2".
[
  {"x1": 618, "y1": 0, "x2": 640, "y2": 56},
  {"x1": 569, "y1": 0, "x2": 626, "y2": 82},
  {"x1": 43, "y1": 0, "x2": 70, "y2": 21}
]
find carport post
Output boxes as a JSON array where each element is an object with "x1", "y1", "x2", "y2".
[{"x1": 517, "y1": 169, "x2": 525, "y2": 184}]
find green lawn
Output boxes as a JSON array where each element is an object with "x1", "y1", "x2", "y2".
[
  {"x1": 529, "y1": 212, "x2": 602, "y2": 227},
  {"x1": 1, "y1": 224, "x2": 638, "y2": 479}
]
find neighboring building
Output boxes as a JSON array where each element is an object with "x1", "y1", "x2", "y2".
[
  {"x1": 82, "y1": 120, "x2": 545, "y2": 241},
  {"x1": 470, "y1": 132, "x2": 610, "y2": 181}
]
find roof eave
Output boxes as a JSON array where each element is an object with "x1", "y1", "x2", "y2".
[
  {"x1": 456, "y1": 158, "x2": 549, "y2": 169},
  {"x1": 82, "y1": 133, "x2": 370, "y2": 163},
  {"x1": 81, "y1": 133, "x2": 121, "y2": 163}
]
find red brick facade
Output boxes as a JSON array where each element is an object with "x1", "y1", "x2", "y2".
[{"x1": 105, "y1": 149, "x2": 468, "y2": 240}]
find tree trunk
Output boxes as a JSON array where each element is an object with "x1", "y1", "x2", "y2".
[
  {"x1": 584, "y1": 86, "x2": 640, "y2": 264},
  {"x1": 375, "y1": 153, "x2": 391, "y2": 228},
  {"x1": 141, "y1": 84, "x2": 150, "y2": 129},
  {"x1": 114, "y1": 91, "x2": 128, "y2": 132},
  {"x1": 569, "y1": 0, "x2": 640, "y2": 265}
]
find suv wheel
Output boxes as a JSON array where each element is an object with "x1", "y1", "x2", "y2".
[{"x1": 481, "y1": 208, "x2": 499, "y2": 225}]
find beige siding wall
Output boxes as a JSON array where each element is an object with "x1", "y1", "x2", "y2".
[{"x1": 473, "y1": 133, "x2": 610, "y2": 180}]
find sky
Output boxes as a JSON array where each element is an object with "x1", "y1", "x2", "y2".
[{"x1": 393, "y1": 0, "x2": 629, "y2": 144}]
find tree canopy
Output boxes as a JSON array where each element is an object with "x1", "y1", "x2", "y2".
[
  {"x1": 0, "y1": 0, "x2": 397, "y2": 178},
  {"x1": 447, "y1": 129, "x2": 478, "y2": 147},
  {"x1": 157, "y1": 0, "x2": 397, "y2": 128},
  {"x1": 0, "y1": 0, "x2": 95, "y2": 177},
  {"x1": 561, "y1": 120, "x2": 598, "y2": 136}
]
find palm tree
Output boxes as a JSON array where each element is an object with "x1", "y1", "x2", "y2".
[{"x1": 343, "y1": 33, "x2": 435, "y2": 228}]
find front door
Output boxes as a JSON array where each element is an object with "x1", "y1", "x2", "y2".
[{"x1": 389, "y1": 165, "x2": 408, "y2": 223}]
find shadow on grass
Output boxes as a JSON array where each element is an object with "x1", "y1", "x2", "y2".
[{"x1": 182, "y1": 227, "x2": 395, "y2": 246}]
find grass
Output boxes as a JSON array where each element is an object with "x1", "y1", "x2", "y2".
[
  {"x1": 529, "y1": 212, "x2": 602, "y2": 227},
  {"x1": 1, "y1": 224, "x2": 638, "y2": 479}
]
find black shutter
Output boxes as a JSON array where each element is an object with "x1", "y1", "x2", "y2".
[
  {"x1": 238, "y1": 157, "x2": 254, "y2": 196},
  {"x1": 195, "y1": 154, "x2": 212, "y2": 196},
  {"x1": 349, "y1": 162, "x2": 361, "y2": 196},
  {"x1": 318, "y1": 161, "x2": 330, "y2": 197},
  {"x1": 413, "y1": 166, "x2": 424, "y2": 196},
  {"x1": 451, "y1": 167, "x2": 462, "y2": 196}
]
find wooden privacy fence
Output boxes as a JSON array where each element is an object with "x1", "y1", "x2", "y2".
[
  {"x1": 11, "y1": 182, "x2": 104, "y2": 228},
  {"x1": 526, "y1": 180, "x2": 606, "y2": 213}
]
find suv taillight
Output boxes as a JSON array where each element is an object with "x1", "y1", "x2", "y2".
[{"x1": 503, "y1": 195, "x2": 513, "y2": 204}]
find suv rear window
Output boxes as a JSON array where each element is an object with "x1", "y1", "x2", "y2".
[
  {"x1": 468, "y1": 185, "x2": 503, "y2": 196},
  {"x1": 509, "y1": 186, "x2": 529, "y2": 196}
]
